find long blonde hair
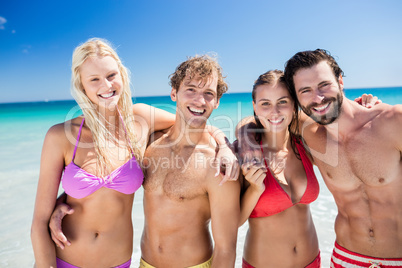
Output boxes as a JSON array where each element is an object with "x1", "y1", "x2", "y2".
[{"x1": 71, "y1": 38, "x2": 141, "y2": 175}]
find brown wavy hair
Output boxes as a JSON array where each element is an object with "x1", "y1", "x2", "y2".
[{"x1": 169, "y1": 54, "x2": 228, "y2": 99}]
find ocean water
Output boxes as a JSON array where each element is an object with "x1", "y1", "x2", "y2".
[{"x1": 0, "y1": 87, "x2": 401, "y2": 267}]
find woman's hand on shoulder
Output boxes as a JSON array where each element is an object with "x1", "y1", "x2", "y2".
[
  {"x1": 215, "y1": 144, "x2": 240, "y2": 186},
  {"x1": 354, "y1": 93, "x2": 382, "y2": 108}
]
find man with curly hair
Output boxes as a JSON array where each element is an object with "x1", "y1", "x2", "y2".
[{"x1": 140, "y1": 55, "x2": 240, "y2": 268}]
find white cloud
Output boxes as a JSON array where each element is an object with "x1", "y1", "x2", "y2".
[{"x1": 0, "y1": 16, "x2": 7, "y2": 30}]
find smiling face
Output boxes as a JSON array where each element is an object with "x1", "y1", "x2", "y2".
[
  {"x1": 253, "y1": 82, "x2": 294, "y2": 133},
  {"x1": 80, "y1": 55, "x2": 123, "y2": 110},
  {"x1": 293, "y1": 61, "x2": 344, "y2": 125},
  {"x1": 171, "y1": 72, "x2": 219, "y2": 129}
]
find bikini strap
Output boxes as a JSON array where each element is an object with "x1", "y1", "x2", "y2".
[
  {"x1": 72, "y1": 118, "x2": 85, "y2": 161},
  {"x1": 292, "y1": 137, "x2": 313, "y2": 173}
]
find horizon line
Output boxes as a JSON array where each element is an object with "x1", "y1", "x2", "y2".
[{"x1": 1, "y1": 86, "x2": 401, "y2": 105}]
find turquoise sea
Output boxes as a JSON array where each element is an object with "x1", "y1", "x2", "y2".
[{"x1": 0, "y1": 87, "x2": 401, "y2": 267}]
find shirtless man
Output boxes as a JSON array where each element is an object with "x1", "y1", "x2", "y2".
[
  {"x1": 283, "y1": 49, "x2": 402, "y2": 267},
  {"x1": 49, "y1": 55, "x2": 240, "y2": 268},
  {"x1": 239, "y1": 49, "x2": 402, "y2": 267},
  {"x1": 139, "y1": 55, "x2": 240, "y2": 267}
]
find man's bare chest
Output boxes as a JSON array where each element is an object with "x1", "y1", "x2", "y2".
[
  {"x1": 143, "y1": 146, "x2": 212, "y2": 200},
  {"x1": 307, "y1": 128, "x2": 399, "y2": 187}
]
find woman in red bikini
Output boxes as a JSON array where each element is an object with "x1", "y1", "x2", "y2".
[
  {"x1": 31, "y1": 38, "x2": 235, "y2": 268},
  {"x1": 239, "y1": 70, "x2": 321, "y2": 268}
]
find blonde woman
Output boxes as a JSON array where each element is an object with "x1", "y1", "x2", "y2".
[{"x1": 31, "y1": 38, "x2": 235, "y2": 268}]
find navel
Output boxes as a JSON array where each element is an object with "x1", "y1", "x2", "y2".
[
  {"x1": 378, "y1": 178, "x2": 385, "y2": 183},
  {"x1": 369, "y1": 228, "x2": 375, "y2": 237}
]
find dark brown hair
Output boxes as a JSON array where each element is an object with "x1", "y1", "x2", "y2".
[
  {"x1": 284, "y1": 49, "x2": 344, "y2": 97},
  {"x1": 252, "y1": 70, "x2": 301, "y2": 158}
]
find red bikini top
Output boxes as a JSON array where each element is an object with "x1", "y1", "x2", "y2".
[{"x1": 249, "y1": 139, "x2": 319, "y2": 218}]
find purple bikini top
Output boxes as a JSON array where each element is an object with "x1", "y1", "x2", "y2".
[{"x1": 62, "y1": 118, "x2": 143, "y2": 199}]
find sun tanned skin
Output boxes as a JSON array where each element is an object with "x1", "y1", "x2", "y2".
[
  {"x1": 242, "y1": 151, "x2": 320, "y2": 267},
  {"x1": 30, "y1": 49, "x2": 176, "y2": 268},
  {"x1": 294, "y1": 61, "x2": 402, "y2": 257},
  {"x1": 237, "y1": 78, "x2": 320, "y2": 268},
  {"x1": 140, "y1": 73, "x2": 240, "y2": 268}
]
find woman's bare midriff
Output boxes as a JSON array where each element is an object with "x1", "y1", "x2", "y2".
[
  {"x1": 244, "y1": 204, "x2": 319, "y2": 268},
  {"x1": 56, "y1": 188, "x2": 134, "y2": 267}
]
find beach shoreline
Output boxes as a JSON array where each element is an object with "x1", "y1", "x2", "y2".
[{"x1": 1, "y1": 88, "x2": 400, "y2": 267}]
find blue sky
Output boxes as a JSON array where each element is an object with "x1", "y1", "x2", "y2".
[{"x1": 1, "y1": 0, "x2": 401, "y2": 103}]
